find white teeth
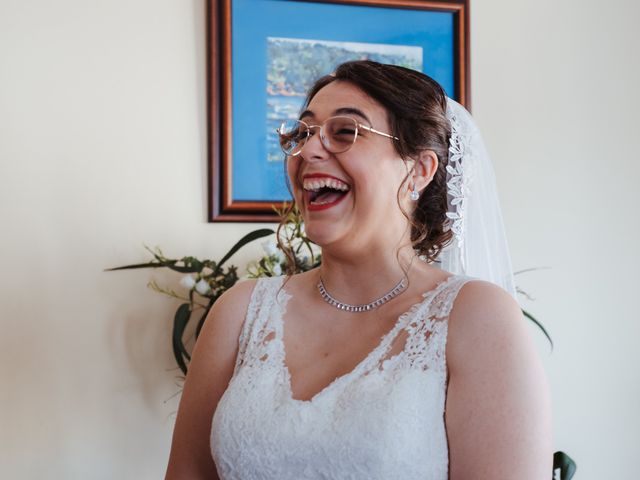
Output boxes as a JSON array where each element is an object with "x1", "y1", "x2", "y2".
[{"x1": 302, "y1": 177, "x2": 350, "y2": 192}]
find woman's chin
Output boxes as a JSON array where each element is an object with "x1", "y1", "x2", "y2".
[
  {"x1": 301, "y1": 219, "x2": 347, "y2": 249},
  {"x1": 302, "y1": 226, "x2": 334, "y2": 248}
]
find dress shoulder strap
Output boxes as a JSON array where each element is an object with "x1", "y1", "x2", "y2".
[
  {"x1": 429, "y1": 274, "x2": 476, "y2": 321},
  {"x1": 401, "y1": 275, "x2": 476, "y2": 375},
  {"x1": 233, "y1": 276, "x2": 285, "y2": 375}
]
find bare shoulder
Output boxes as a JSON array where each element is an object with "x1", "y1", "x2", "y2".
[
  {"x1": 165, "y1": 278, "x2": 259, "y2": 480},
  {"x1": 451, "y1": 278, "x2": 521, "y2": 321},
  {"x1": 444, "y1": 279, "x2": 553, "y2": 479},
  {"x1": 210, "y1": 277, "x2": 259, "y2": 320},
  {"x1": 196, "y1": 278, "x2": 259, "y2": 350},
  {"x1": 446, "y1": 279, "x2": 525, "y2": 372}
]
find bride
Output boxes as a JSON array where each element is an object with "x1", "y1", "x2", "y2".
[{"x1": 165, "y1": 60, "x2": 553, "y2": 479}]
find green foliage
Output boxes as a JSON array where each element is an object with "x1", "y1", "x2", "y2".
[
  {"x1": 106, "y1": 228, "x2": 276, "y2": 374},
  {"x1": 247, "y1": 205, "x2": 321, "y2": 278},
  {"x1": 514, "y1": 268, "x2": 554, "y2": 349},
  {"x1": 553, "y1": 451, "x2": 577, "y2": 479},
  {"x1": 523, "y1": 308, "x2": 553, "y2": 349},
  {"x1": 105, "y1": 207, "x2": 321, "y2": 375}
]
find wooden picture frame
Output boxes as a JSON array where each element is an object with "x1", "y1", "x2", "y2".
[{"x1": 208, "y1": 0, "x2": 470, "y2": 222}]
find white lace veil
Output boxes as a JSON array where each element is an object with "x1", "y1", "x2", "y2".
[{"x1": 435, "y1": 98, "x2": 517, "y2": 298}]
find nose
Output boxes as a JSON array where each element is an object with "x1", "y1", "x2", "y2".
[{"x1": 300, "y1": 126, "x2": 331, "y2": 163}]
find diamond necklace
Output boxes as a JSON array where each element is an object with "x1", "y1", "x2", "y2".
[{"x1": 317, "y1": 276, "x2": 408, "y2": 313}]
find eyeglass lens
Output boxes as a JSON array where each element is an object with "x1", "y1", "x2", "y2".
[{"x1": 278, "y1": 116, "x2": 358, "y2": 155}]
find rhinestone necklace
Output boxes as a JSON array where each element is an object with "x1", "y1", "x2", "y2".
[{"x1": 317, "y1": 276, "x2": 408, "y2": 313}]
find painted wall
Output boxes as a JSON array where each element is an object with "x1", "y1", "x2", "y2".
[{"x1": 1, "y1": 0, "x2": 637, "y2": 478}]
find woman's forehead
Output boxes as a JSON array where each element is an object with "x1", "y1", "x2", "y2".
[{"x1": 306, "y1": 81, "x2": 387, "y2": 123}]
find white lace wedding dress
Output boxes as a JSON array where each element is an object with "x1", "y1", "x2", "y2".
[{"x1": 210, "y1": 273, "x2": 474, "y2": 480}]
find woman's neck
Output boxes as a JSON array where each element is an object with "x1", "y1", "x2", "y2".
[{"x1": 316, "y1": 242, "x2": 425, "y2": 305}]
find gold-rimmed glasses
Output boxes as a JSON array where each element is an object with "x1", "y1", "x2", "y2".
[{"x1": 277, "y1": 115, "x2": 398, "y2": 156}]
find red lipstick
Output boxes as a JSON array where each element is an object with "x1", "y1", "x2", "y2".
[{"x1": 301, "y1": 173, "x2": 351, "y2": 212}]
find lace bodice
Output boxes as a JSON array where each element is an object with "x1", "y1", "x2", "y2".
[{"x1": 211, "y1": 274, "x2": 474, "y2": 479}]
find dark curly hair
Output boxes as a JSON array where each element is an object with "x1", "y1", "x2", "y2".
[{"x1": 279, "y1": 60, "x2": 453, "y2": 270}]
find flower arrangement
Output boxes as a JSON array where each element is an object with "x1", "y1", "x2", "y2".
[{"x1": 105, "y1": 206, "x2": 319, "y2": 374}]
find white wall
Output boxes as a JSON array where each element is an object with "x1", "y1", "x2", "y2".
[
  {"x1": 0, "y1": 0, "x2": 637, "y2": 478},
  {"x1": 473, "y1": 1, "x2": 640, "y2": 477}
]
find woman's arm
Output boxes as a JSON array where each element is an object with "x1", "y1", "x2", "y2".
[
  {"x1": 445, "y1": 280, "x2": 553, "y2": 480},
  {"x1": 165, "y1": 279, "x2": 257, "y2": 480}
]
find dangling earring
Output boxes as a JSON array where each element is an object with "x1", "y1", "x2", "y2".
[{"x1": 410, "y1": 183, "x2": 420, "y2": 201}]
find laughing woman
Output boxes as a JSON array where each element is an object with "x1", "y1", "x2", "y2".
[{"x1": 165, "y1": 60, "x2": 553, "y2": 480}]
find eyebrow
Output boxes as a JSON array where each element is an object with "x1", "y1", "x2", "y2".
[{"x1": 299, "y1": 107, "x2": 372, "y2": 125}]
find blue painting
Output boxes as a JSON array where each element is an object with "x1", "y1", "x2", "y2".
[{"x1": 231, "y1": 0, "x2": 457, "y2": 203}]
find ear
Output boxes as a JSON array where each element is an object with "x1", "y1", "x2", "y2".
[{"x1": 410, "y1": 150, "x2": 438, "y2": 192}]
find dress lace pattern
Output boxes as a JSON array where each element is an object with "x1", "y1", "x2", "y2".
[{"x1": 211, "y1": 274, "x2": 474, "y2": 480}]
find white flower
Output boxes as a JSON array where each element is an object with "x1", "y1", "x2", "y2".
[
  {"x1": 195, "y1": 279, "x2": 211, "y2": 295},
  {"x1": 262, "y1": 239, "x2": 285, "y2": 262},
  {"x1": 180, "y1": 275, "x2": 196, "y2": 289},
  {"x1": 273, "y1": 264, "x2": 282, "y2": 276},
  {"x1": 261, "y1": 240, "x2": 278, "y2": 256}
]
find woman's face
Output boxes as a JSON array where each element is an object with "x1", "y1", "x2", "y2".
[{"x1": 286, "y1": 81, "x2": 412, "y2": 253}]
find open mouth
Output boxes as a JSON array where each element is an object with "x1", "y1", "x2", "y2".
[{"x1": 302, "y1": 175, "x2": 351, "y2": 211}]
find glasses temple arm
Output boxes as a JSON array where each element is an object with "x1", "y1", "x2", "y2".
[{"x1": 358, "y1": 124, "x2": 399, "y2": 140}]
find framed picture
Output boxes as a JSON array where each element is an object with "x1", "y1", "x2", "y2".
[{"x1": 208, "y1": 0, "x2": 470, "y2": 222}]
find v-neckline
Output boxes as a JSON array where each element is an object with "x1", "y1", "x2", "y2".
[{"x1": 274, "y1": 273, "x2": 458, "y2": 404}]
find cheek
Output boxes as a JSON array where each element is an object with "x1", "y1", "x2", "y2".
[
  {"x1": 286, "y1": 157, "x2": 300, "y2": 192},
  {"x1": 352, "y1": 161, "x2": 408, "y2": 203}
]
